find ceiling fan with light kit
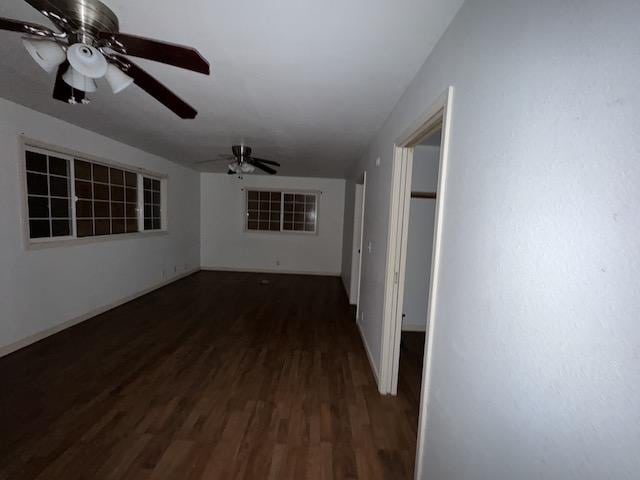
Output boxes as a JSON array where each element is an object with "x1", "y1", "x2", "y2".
[
  {"x1": 197, "y1": 145, "x2": 282, "y2": 175},
  {"x1": 0, "y1": 0, "x2": 210, "y2": 118}
]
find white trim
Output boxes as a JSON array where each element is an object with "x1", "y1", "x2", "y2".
[
  {"x1": 354, "y1": 172, "x2": 367, "y2": 316},
  {"x1": 380, "y1": 87, "x2": 453, "y2": 395},
  {"x1": 376, "y1": 86, "x2": 454, "y2": 479},
  {"x1": 379, "y1": 147, "x2": 412, "y2": 394},
  {"x1": 19, "y1": 137, "x2": 170, "y2": 248},
  {"x1": 357, "y1": 318, "x2": 379, "y2": 384},
  {"x1": 21, "y1": 136, "x2": 167, "y2": 179},
  {"x1": 0, "y1": 269, "x2": 200, "y2": 358},
  {"x1": 243, "y1": 188, "x2": 321, "y2": 235},
  {"x1": 25, "y1": 230, "x2": 169, "y2": 251},
  {"x1": 200, "y1": 266, "x2": 340, "y2": 277},
  {"x1": 414, "y1": 86, "x2": 454, "y2": 480}
]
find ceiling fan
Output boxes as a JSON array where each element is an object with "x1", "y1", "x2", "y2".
[
  {"x1": 0, "y1": 0, "x2": 210, "y2": 118},
  {"x1": 197, "y1": 145, "x2": 281, "y2": 175}
]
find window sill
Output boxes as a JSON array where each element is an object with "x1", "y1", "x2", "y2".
[
  {"x1": 25, "y1": 230, "x2": 169, "y2": 251},
  {"x1": 243, "y1": 229, "x2": 318, "y2": 237}
]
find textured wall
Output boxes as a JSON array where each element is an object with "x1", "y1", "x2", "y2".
[
  {"x1": 0, "y1": 99, "x2": 200, "y2": 353},
  {"x1": 353, "y1": 0, "x2": 640, "y2": 478},
  {"x1": 201, "y1": 173, "x2": 345, "y2": 275}
]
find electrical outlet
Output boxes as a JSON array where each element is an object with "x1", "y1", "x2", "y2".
[
  {"x1": 367, "y1": 241, "x2": 372, "y2": 254},
  {"x1": 174, "y1": 265, "x2": 177, "y2": 273}
]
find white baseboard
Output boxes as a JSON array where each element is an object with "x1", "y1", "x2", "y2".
[
  {"x1": 356, "y1": 319, "x2": 380, "y2": 387},
  {"x1": 0, "y1": 269, "x2": 200, "y2": 358},
  {"x1": 201, "y1": 266, "x2": 340, "y2": 277}
]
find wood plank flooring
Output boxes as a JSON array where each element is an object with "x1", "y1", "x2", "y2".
[
  {"x1": 397, "y1": 332, "x2": 426, "y2": 416},
  {"x1": 0, "y1": 272, "x2": 419, "y2": 479}
]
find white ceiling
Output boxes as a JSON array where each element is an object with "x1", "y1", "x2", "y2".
[{"x1": 0, "y1": 0, "x2": 462, "y2": 178}]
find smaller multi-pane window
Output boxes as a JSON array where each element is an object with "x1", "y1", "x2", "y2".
[
  {"x1": 283, "y1": 193, "x2": 317, "y2": 233},
  {"x1": 246, "y1": 190, "x2": 318, "y2": 233},
  {"x1": 143, "y1": 177, "x2": 162, "y2": 230},
  {"x1": 74, "y1": 160, "x2": 139, "y2": 237},
  {"x1": 247, "y1": 191, "x2": 282, "y2": 231},
  {"x1": 25, "y1": 150, "x2": 72, "y2": 239}
]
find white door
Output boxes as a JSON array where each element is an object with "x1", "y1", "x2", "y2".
[{"x1": 350, "y1": 183, "x2": 365, "y2": 305}]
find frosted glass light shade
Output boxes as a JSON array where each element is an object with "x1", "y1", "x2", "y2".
[
  {"x1": 66, "y1": 43, "x2": 108, "y2": 79},
  {"x1": 240, "y1": 163, "x2": 255, "y2": 173},
  {"x1": 104, "y1": 63, "x2": 134, "y2": 94},
  {"x1": 23, "y1": 38, "x2": 66, "y2": 73},
  {"x1": 62, "y1": 66, "x2": 97, "y2": 92}
]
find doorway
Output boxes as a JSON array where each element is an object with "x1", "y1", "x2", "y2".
[
  {"x1": 349, "y1": 172, "x2": 367, "y2": 317},
  {"x1": 378, "y1": 87, "x2": 454, "y2": 477},
  {"x1": 397, "y1": 132, "x2": 441, "y2": 416}
]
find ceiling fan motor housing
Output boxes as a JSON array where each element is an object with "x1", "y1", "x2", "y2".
[
  {"x1": 232, "y1": 145, "x2": 252, "y2": 162},
  {"x1": 43, "y1": 0, "x2": 120, "y2": 40}
]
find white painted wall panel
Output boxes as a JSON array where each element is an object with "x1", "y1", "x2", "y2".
[
  {"x1": 402, "y1": 145, "x2": 439, "y2": 330},
  {"x1": 0, "y1": 98, "x2": 200, "y2": 353},
  {"x1": 201, "y1": 173, "x2": 345, "y2": 275},
  {"x1": 352, "y1": 0, "x2": 640, "y2": 478}
]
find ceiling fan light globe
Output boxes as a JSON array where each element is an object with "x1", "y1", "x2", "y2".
[
  {"x1": 228, "y1": 162, "x2": 239, "y2": 173},
  {"x1": 22, "y1": 38, "x2": 66, "y2": 73},
  {"x1": 67, "y1": 43, "x2": 108, "y2": 79},
  {"x1": 241, "y1": 163, "x2": 255, "y2": 173},
  {"x1": 104, "y1": 63, "x2": 134, "y2": 94},
  {"x1": 62, "y1": 66, "x2": 97, "y2": 92}
]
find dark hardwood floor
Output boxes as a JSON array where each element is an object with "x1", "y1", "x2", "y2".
[
  {"x1": 0, "y1": 271, "x2": 419, "y2": 479},
  {"x1": 397, "y1": 331, "x2": 426, "y2": 416}
]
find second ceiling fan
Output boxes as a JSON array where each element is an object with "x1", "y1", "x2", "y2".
[
  {"x1": 197, "y1": 145, "x2": 282, "y2": 175},
  {"x1": 0, "y1": 0, "x2": 210, "y2": 118}
]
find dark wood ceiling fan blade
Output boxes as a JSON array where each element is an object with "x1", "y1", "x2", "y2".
[
  {"x1": 227, "y1": 169, "x2": 236, "y2": 175},
  {"x1": 52, "y1": 62, "x2": 70, "y2": 101},
  {"x1": 100, "y1": 32, "x2": 210, "y2": 75},
  {"x1": 250, "y1": 157, "x2": 281, "y2": 167},
  {"x1": 0, "y1": 16, "x2": 56, "y2": 35},
  {"x1": 250, "y1": 159, "x2": 277, "y2": 175},
  {"x1": 113, "y1": 55, "x2": 197, "y2": 119}
]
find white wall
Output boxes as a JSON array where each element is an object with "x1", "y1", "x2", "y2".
[
  {"x1": 341, "y1": 179, "x2": 356, "y2": 294},
  {"x1": 352, "y1": 0, "x2": 640, "y2": 478},
  {"x1": 348, "y1": 184, "x2": 365, "y2": 305},
  {"x1": 201, "y1": 173, "x2": 345, "y2": 275},
  {"x1": 402, "y1": 145, "x2": 439, "y2": 331},
  {"x1": 0, "y1": 98, "x2": 200, "y2": 354}
]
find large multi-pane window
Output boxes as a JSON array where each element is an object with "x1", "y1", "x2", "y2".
[
  {"x1": 24, "y1": 146, "x2": 165, "y2": 243},
  {"x1": 74, "y1": 160, "x2": 140, "y2": 237},
  {"x1": 246, "y1": 190, "x2": 318, "y2": 233},
  {"x1": 247, "y1": 191, "x2": 282, "y2": 231},
  {"x1": 25, "y1": 149, "x2": 72, "y2": 239},
  {"x1": 282, "y1": 193, "x2": 317, "y2": 233},
  {"x1": 143, "y1": 177, "x2": 162, "y2": 231}
]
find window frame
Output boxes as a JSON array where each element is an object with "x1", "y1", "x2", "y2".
[
  {"x1": 23, "y1": 146, "x2": 76, "y2": 244},
  {"x1": 20, "y1": 137, "x2": 168, "y2": 250},
  {"x1": 244, "y1": 188, "x2": 320, "y2": 235},
  {"x1": 142, "y1": 175, "x2": 164, "y2": 232}
]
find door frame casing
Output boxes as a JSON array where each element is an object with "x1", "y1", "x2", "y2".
[
  {"x1": 378, "y1": 87, "x2": 454, "y2": 479},
  {"x1": 378, "y1": 86, "x2": 453, "y2": 477},
  {"x1": 354, "y1": 172, "x2": 367, "y2": 317}
]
